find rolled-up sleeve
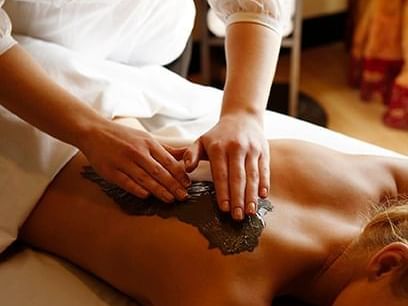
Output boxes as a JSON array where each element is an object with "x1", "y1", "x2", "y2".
[
  {"x1": 207, "y1": 0, "x2": 291, "y2": 36},
  {"x1": 0, "y1": 0, "x2": 17, "y2": 56}
]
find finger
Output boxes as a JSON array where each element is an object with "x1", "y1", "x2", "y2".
[
  {"x1": 258, "y1": 147, "x2": 270, "y2": 198},
  {"x1": 111, "y1": 171, "x2": 150, "y2": 199},
  {"x1": 207, "y1": 146, "x2": 230, "y2": 213},
  {"x1": 228, "y1": 149, "x2": 246, "y2": 221},
  {"x1": 163, "y1": 144, "x2": 187, "y2": 161},
  {"x1": 184, "y1": 140, "x2": 206, "y2": 173},
  {"x1": 149, "y1": 144, "x2": 190, "y2": 194},
  {"x1": 244, "y1": 153, "x2": 260, "y2": 215},
  {"x1": 149, "y1": 143, "x2": 191, "y2": 189},
  {"x1": 146, "y1": 159, "x2": 189, "y2": 201},
  {"x1": 122, "y1": 163, "x2": 176, "y2": 203}
]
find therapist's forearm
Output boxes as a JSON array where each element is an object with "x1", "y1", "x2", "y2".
[
  {"x1": 0, "y1": 45, "x2": 107, "y2": 149},
  {"x1": 222, "y1": 23, "x2": 281, "y2": 122},
  {"x1": 0, "y1": 45, "x2": 191, "y2": 202}
]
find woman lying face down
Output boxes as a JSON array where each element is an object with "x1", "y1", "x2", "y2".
[
  {"x1": 19, "y1": 137, "x2": 408, "y2": 306},
  {"x1": 319, "y1": 200, "x2": 408, "y2": 306}
]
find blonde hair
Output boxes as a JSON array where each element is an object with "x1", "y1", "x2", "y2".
[
  {"x1": 356, "y1": 196, "x2": 408, "y2": 298},
  {"x1": 359, "y1": 197, "x2": 408, "y2": 250}
]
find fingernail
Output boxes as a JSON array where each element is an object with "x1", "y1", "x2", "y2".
[
  {"x1": 176, "y1": 188, "x2": 188, "y2": 201},
  {"x1": 260, "y1": 188, "x2": 268, "y2": 198},
  {"x1": 163, "y1": 193, "x2": 175, "y2": 203},
  {"x1": 220, "y1": 200, "x2": 230, "y2": 212},
  {"x1": 185, "y1": 159, "x2": 191, "y2": 168},
  {"x1": 182, "y1": 177, "x2": 191, "y2": 188},
  {"x1": 247, "y1": 202, "x2": 256, "y2": 215},
  {"x1": 233, "y1": 207, "x2": 243, "y2": 220},
  {"x1": 139, "y1": 191, "x2": 150, "y2": 199}
]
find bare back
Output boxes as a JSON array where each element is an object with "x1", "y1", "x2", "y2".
[{"x1": 19, "y1": 140, "x2": 408, "y2": 306}]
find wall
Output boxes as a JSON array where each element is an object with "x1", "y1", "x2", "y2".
[{"x1": 303, "y1": 0, "x2": 348, "y2": 18}]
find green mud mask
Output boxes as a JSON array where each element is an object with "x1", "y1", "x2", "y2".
[{"x1": 81, "y1": 166, "x2": 273, "y2": 255}]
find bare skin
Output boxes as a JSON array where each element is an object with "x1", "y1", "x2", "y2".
[{"x1": 19, "y1": 121, "x2": 408, "y2": 306}]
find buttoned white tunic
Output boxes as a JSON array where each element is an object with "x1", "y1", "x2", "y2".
[{"x1": 0, "y1": 0, "x2": 289, "y2": 253}]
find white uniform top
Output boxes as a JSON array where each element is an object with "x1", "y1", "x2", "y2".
[
  {"x1": 0, "y1": 0, "x2": 289, "y2": 253},
  {"x1": 0, "y1": 0, "x2": 289, "y2": 57}
]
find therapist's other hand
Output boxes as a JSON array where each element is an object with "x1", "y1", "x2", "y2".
[
  {"x1": 184, "y1": 113, "x2": 270, "y2": 221},
  {"x1": 79, "y1": 121, "x2": 190, "y2": 203}
]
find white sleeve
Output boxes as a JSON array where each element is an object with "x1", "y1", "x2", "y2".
[
  {"x1": 0, "y1": 0, "x2": 17, "y2": 56},
  {"x1": 207, "y1": 0, "x2": 291, "y2": 35}
]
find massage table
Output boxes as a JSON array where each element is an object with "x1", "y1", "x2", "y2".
[{"x1": 0, "y1": 110, "x2": 405, "y2": 306}]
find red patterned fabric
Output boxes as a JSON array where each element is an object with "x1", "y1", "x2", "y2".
[
  {"x1": 384, "y1": 84, "x2": 408, "y2": 129},
  {"x1": 350, "y1": 0, "x2": 408, "y2": 130}
]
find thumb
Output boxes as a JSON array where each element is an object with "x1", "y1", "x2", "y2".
[{"x1": 184, "y1": 140, "x2": 207, "y2": 173}]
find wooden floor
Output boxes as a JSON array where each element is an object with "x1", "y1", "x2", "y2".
[{"x1": 275, "y1": 43, "x2": 408, "y2": 155}]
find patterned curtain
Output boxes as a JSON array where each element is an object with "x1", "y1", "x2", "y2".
[{"x1": 350, "y1": 0, "x2": 408, "y2": 130}]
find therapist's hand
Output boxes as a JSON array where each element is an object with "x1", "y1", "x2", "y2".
[
  {"x1": 79, "y1": 121, "x2": 190, "y2": 203},
  {"x1": 184, "y1": 113, "x2": 270, "y2": 220}
]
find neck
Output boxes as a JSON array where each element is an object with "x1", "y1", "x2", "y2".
[
  {"x1": 294, "y1": 238, "x2": 361, "y2": 306},
  {"x1": 263, "y1": 207, "x2": 362, "y2": 305}
]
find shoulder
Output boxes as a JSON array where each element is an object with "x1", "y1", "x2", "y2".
[
  {"x1": 269, "y1": 140, "x2": 401, "y2": 203},
  {"x1": 333, "y1": 152, "x2": 408, "y2": 201},
  {"x1": 380, "y1": 156, "x2": 408, "y2": 195}
]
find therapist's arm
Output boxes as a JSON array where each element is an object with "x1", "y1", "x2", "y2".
[
  {"x1": 185, "y1": 23, "x2": 281, "y2": 220},
  {"x1": 0, "y1": 45, "x2": 190, "y2": 202}
]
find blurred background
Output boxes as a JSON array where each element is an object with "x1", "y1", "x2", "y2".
[{"x1": 186, "y1": 0, "x2": 408, "y2": 155}]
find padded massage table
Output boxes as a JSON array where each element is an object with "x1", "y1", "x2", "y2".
[{"x1": 0, "y1": 111, "x2": 405, "y2": 306}]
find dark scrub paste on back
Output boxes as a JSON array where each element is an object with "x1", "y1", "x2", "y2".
[{"x1": 81, "y1": 166, "x2": 273, "y2": 255}]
